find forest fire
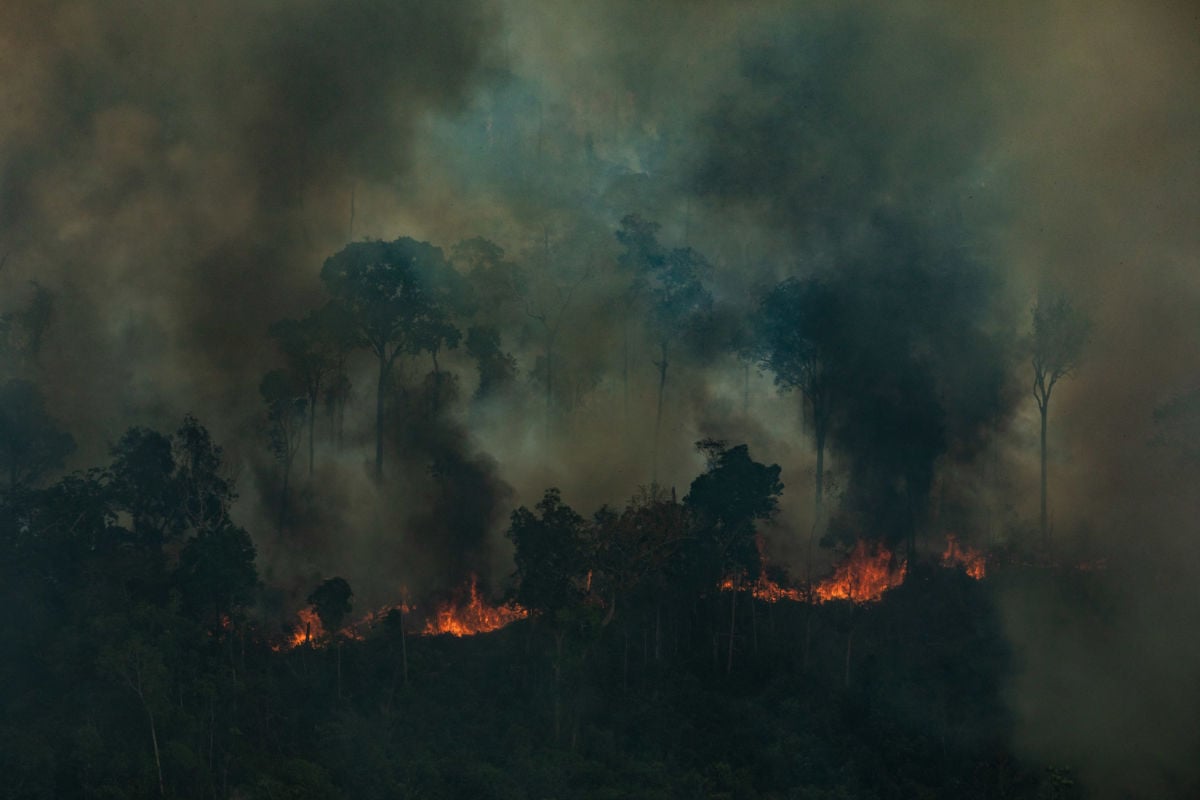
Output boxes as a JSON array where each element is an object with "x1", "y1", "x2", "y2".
[
  {"x1": 276, "y1": 578, "x2": 526, "y2": 650},
  {"x1": 812, "y1": 541, "x2": 907, "y2": 604},
  {"x1": 941, "y1": 534, "x2": 987, "y2": 579},
  {"x1": 422, "y1": 575, "x2": 529, "y2": 637},
  {"x1": 283, "y1": 607, "x2": 324, "y2": 649}
]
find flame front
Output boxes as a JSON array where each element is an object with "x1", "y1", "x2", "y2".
[
  {"x1": 422, "y1": 575, "x2": 529, "y2": 637},
  {"x1": 813, "y1": 540, "x2": 906, "y2": 604},
  {"x1": 941, "y1": 534, "x2": 986, "y2": 579},
  {"x1": 283, "y1": 606, "x2": 324, "y2": 648}
]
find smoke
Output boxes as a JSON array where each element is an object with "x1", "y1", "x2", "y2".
[{"x1": 2, "y1": 1, "x2": 1198, "y2": 792}]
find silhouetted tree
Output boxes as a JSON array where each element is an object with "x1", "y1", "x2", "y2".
[
  {"x1": 756, "y1": 278, "x2": 841, "y2": 523},
  {"x1": 177, "y1": 525, "x2": 258, "y2": 631},
  {"x1": 684, "y1": 440, "x2": 782, "y2": 673},
  {"x1": 465, "y1": 325, "x2": 517, "y2": 404},
  {"x1": 261, "y1": 369, "x2": 306, "y2": 538},
  {"x1": 507, "y1": 488, "x2": 588, "y2": 618},
  {"x1": 1031, "y1": 292, "x2": 1090, "y2": 544},
  {"x1": 270, "y1": 303, "x2": 356, "y2": 475},
  {"x1": 308, "y1": 576, "x2": 354, "y2": 638},
  {"x1": 615, "y1": 215, "x2": 712, "y2": 477},
  {"x1": 320, "y1": 238, "x2": 457, "y2": 480}
]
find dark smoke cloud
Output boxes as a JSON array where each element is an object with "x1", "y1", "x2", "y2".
[{"x1": 3, "y1": 2, "x2": 1198, "y2": 793}]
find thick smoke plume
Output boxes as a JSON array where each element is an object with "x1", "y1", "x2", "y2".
[{"x1": 2, "y1": 2, "x2": 1198, "y2": 794}]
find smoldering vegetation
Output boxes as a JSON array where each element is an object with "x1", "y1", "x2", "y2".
[{"x1": 1, "y1": 1, "x2": 1198, "y2": 796}]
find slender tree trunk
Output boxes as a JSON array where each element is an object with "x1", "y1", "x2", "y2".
[
  {"x1": 553, "y1": 631, "x2": 563, "y2": 744},
  {"x1": 743, "y1": 360, "x2": 750, "y2": 416},
  {"x1": 726, "y1": 577, "x2": 737, "y2": 674},
  {"x1": 1040, "y1": 402, "x2": 1049, "y2": 546},
  {"x1": 147, "y1": 706, "x2": 164, "y2": 798},
  {"x1": 653, "y1": 341, "x2": 668, "y2": 482},
  {"x1": 430, "y1": 349, "x2": 442, "y2": 415},
  {"x1": 814, "y1": 424, "x2": 826, "y2": 521},
  {"x1": 375, "y1": 354, "x2": 386, "y2": 481},
  {"x1": 545, "y1": 336, "x2": 553, "y2": 439},
  {"x1": 308, "y1": 389, "x2": 317, "y2": 476},
  {"x1": 622, "y1": 316, "x2": 630, "y2": 424},
  {"x1": 276, "y1": 463, "x2": 290, "y2": 539}
]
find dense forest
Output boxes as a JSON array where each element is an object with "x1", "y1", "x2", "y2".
[{"x1": 1, "y1": 1, "x2": 1198, "y2": 798}]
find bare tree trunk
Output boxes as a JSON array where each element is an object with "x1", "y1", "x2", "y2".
[
  {"x1": 308, "y1": 392, "x2": 316, "y2": 476},
  {"x1": 430, "y1": 349, "x2": 442, "y2": 415},
  {"x1": 401, "y1": 607, "x2": 409, "y2": 686},
  {"x1": 743, "y1": 360, "x2": 750, "y2": 415},
  {"x1": 375, "y1": 354, "x2": 386, "y2": 481},
  {"x1": 726, "y1": 578, "x2": 737, "y2": 674},
  {"x1": 1040, "y1": 403, "x2": 1049, "y2": 546},
  {"x1": 147, "y1": 706, "x2": 164, "y2": 798},
  {"x1": 653, "y1": 341, "x2": 668, "y2": 482},
  {"x1": 545, "y1": 337, "x2": 553, "y2": 439},
  {"x1": 622, "y1": 317, "x2": 630, "y2": 424},
  {"x1": 276, "y1": 463, "x2": 290, "y2": 540},
  {"x1": 815, "y1": 425, "x2": 826, "y2": 519}
]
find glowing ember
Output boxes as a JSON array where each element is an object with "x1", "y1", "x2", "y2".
[
  {"x1": 422, "y1": 575, "x2": 529, "y2": 637},
  {"x1": 721, "y1": 573, "x2": 804, "y2": 603},
  {"x1": 813, "y1": 540, "x2": 906, "y2": 604},
  {"x1": 940, "y1": 534, "x2": 987, "y2": 579}
]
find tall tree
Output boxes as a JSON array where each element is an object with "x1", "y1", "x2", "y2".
[
  {"x1": 1030, "y1": 292, "x2": 1090, "y2": 545},
  {"x1": 320, "y1": 238, "x2": 457, "y2": 480},
  {"x1": 615, "y1": 215, "x2": 711, "y2": 478},
  {"x1": 260, "y1": 369, "x2": 306, "y2": 538},
  {"x1": 506, "y1": 488, "x2": 588, "y2": 618},
  {"x1": 270, "y1": 303, "x2": 356, "y2": 476},
  {"x1": 684, "y1": 439, "x2": 782, "y2": 673},
  {"x1": 756, "y1": 278, "x2": 841, "y2": 523}
]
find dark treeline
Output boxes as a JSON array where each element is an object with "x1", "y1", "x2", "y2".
[{"x1": 0, "y1": 408, "x2": 1082, "y2": 798}]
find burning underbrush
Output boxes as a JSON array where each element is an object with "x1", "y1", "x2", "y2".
[
  {"x1": 275, "y1": 575, "x2": 527, "y2": 651},
  {"x1": 276, "y1": 535, "x2": 997, "y2": 650}
]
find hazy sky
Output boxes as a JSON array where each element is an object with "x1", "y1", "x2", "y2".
[{"x1": 1, "y1": 3, "x2": 1197, "y2": 794}]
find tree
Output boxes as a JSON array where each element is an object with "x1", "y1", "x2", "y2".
[
  {"x1": 464, "y1": 325, "x2": 517, "y2": 405},
  {"x1": 615, "y1": 215, "x2": 712, "y2": 478},
  {"x1": 1031, "y1": 292, "x2": 1089, "y2": 545},
  {"x1": 0, "y1": 379, "x2": 75, "y2": 491},
  {"x1": 261, "y1": 369, "x2": 307, "y2": 538},
  {"x1": 270, "y1": 303, "x2": 357, "y2": 476},
  {"x1": 756, "y1": 278, "x2": 841, "y2": 524},
  {"x1": 176, "y1": 525, "x2": 258, "y2": 631},
  {"x1": 320, "y1": 238, "x2": 458, "y2": 480},
  {"x1": 520, "y1": 226, "x2": 594, "y2": 438},
  {"x1": 307, "y1": 576, "x2": 354, "y2": 638},
  {"x1": 506, "y1": 488, "x2": 588, "y2": 618},
  {"x1": 684, "y1": 440, "x2": 782, "y2": 673}
]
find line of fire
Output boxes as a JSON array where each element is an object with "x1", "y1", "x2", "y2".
[{"x1": 272, "y1": 533, "x2": 1024, "y2": 650}]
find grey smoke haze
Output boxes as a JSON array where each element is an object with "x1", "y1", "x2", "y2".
[{"x1": 2, "y1": 1, "x2": 1198, "y2": 795}]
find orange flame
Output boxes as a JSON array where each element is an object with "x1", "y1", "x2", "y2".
[
  {"x1": 941, "y1": 534, "x2": 986, "y2": 579},
  {"x1": 422, "y1": 575, "x2": 529, "y2": 637},
  {"x1": 282, "y1": 606, "x2": 324, "y2": 649},
  {"x1": 813, "y1": 540, "x2": 906, "y2": 604},
  {"x1": 721, "y1": 573, "x2": 805, "y2": 603}
]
